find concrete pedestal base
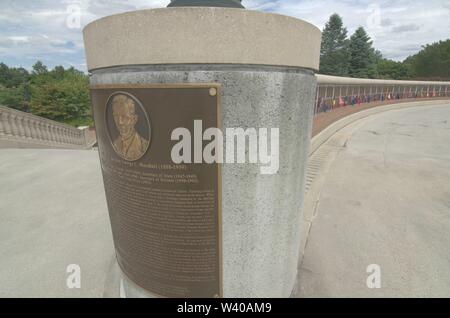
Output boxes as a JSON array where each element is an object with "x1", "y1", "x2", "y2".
[
  {"x1": 84, "y1": 6, "x2": 321, "y2": 298},
  {"x1": 91, "y1": 65, "x2": 316, "y2": 297}
]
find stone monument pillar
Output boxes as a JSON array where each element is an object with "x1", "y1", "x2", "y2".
[{"x1": 83, "y1": 1, "x2": 321, "y2": 298}]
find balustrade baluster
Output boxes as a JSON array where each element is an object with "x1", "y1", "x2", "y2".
[
  {"x1": 40, "y1": 123, "x2": 46, "y2": 142},
  {"x1": 23, "y1": 118, "x2": 32, "y2": 139},
  {"x1": 3, "y1": 112, "x2": 12, "y2": 135},
  {"x1": 10, "y1": 114, "x2": 19, "y2": 137},
  {"x1": 62, "y1": 128, "x2": 68, "y2": 144},
  {"x1": 29, "y1": 120, "x2": 37, "y2": 140},
  {"x1": 49, "y1": 125, "x2": 57, "y2": 143},
  {"x1": 57, "y1": 127, "x2": 63, "y2": 143},
  {"x1": 0, "y1": 110, "x2": 5, "y2": 136},
  {"x1": 69, "y1": 130, "x2": 74, "y2": 144},
  {"x1": 37, "y1": 122, "x2": 44, "y2": 141},
  {"x1": 17, "y1": 117, "x2": 26, "y2": 138},
  {"x1": 44, "y1": 124, "x2": 51, "y2": 143}
]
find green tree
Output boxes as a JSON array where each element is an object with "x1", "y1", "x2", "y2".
[
  {"x1": 376, "y1": 58, "x2": 411, "y2": 79},
  {"x1": 320, "y1": 14, "x2": 350, "y2": 76},
  {"x1": 0, "y1": 63, "x2": 30, "y2": 88},
  {"x1": 406, "y1": 40, "x2": 450, "y2": 80},
  {"x1": 0, "y1": 63, "x2": 8, "y2": 84},
  {"x1": 32, "y1": 61, "x2": 48, "y2": 76},
  {"x1": 348, "y1": 27, "x2": 377, "y2": 78},
  {"x1": 30, "y1": 66, "x2": 91, "y2": 124},
  {"x1": 0, "y1": 85, "x2": 27, "y2": 110},
  {"x1": 53, "y1": 65, "x2": 65, "y2": 80},
  {"x1": 0, "y1": 63, "x2": 30, "y2": 110},
  {"x1": 0, "y1": 61, "x2": 91, "y2": 125}
]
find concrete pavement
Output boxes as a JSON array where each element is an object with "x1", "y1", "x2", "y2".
[
  {"x1": 0, "y1": 148, "x2": 114, "y2": 297},
  {"x1": 296, "y1": 103, "x2": 450, "y2": 297},
  {"x1": 1, "y1": 102, "x2": 449, "y2": 297}
]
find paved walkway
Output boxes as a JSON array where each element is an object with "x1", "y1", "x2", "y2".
[
  {"x1": 1, "y1": 102, "x2": 449, "y2": 297},
  {"x1": 297, "y1": 103, "x2": 450, "y2": 297},
  {"x1": 312, "y1": 98, "x2": 449, "y2": 137},
  {"x1": 0, "y1": 148, "x2": 114, "y2": 297}
]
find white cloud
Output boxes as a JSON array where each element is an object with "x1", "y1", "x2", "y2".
[
  {"x1": 0, "y1": 0, "x2": 448, "y2": 70},
  {"x1": 8, "y1": 36, "x2": 30, "y2": 43},
  {"x1": 245, "y1": 0, "x2": 450, "y2": 61}
]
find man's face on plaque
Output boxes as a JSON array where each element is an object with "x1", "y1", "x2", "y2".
[{"x1": 112, "y1": 95, "x2": 138, "y2": 139}]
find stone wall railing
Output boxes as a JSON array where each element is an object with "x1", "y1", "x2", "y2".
[
  {"x1": 0, "y1": 105, "x2": 88, "y2": 149},
  {"x1": 315, "y1": 75, "x2": 450, "y2": 115}
]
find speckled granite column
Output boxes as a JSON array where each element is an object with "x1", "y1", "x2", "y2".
[{"x1": 84, "y1": 7, "x2": 321, "y2": 298}]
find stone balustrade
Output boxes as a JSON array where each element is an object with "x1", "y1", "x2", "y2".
[
  {"x1": 315, "y1": 74, "x2": 450, "y2": 114},
  {"x1": 0, "y1": 105, "x2": 88, "y2": 149}
]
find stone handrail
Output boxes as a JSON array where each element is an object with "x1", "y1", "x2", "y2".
[
  {"x1": 315, "y1": 74, "x2": 450, "y2": 114},
  {"x1": 0, "y1": 105, "x2": 88, "y2": 149}
]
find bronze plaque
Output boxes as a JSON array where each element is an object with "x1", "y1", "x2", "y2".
[{"x1": 90, "y1": 84, "x2": 222, "y2": 298}]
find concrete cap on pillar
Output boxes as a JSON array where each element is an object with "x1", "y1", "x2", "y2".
[{"x1": 83, "y1": 7, "x2": 321, "y2": 71}]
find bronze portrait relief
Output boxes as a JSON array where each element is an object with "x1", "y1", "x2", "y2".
[
  {"x1": 105, "y1": 92, "x2": 151, "y2": 161},
  {"x1": 91, "y1": 84, "x2": 222, "y2": 297}
]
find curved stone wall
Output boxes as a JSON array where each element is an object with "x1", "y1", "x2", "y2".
[
  {"x1": 315, "y1": 74, "x2": 450, "y2": 114},
  {"x1": 0, "y1": 105, "x2": 88, "y2": 149}
]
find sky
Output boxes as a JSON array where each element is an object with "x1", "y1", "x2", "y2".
[{"x1": 0, "y1": 0, "x2": 449, "y2": 72}]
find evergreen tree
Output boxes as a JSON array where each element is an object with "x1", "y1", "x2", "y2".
[
  {"x1": 320, "y1": 14, "x2": 350, "y2": 76},
  {"x1": 348, "y1": 27, "x2": 377, "y2": 78}
]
